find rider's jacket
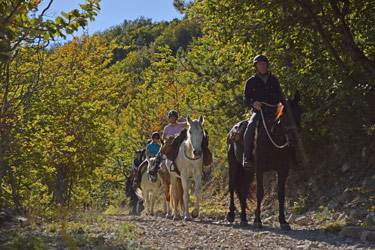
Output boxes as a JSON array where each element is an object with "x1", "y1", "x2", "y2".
[
  {"x1": 243, "y1": 73, "x2": 282, "y2": 110},
  {"x1": 132, "y1": 157, "x2": 143, "y2": 171}
]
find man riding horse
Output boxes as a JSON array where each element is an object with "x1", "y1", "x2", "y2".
[{"x1": 243, "y1": 54, "x2": 303, "y2": 170}]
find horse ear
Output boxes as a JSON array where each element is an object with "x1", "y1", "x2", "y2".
[
  {"x1": 294, "y1": 90, "x2": 300, "y2": 103},
  {"x1": 199, "y1": 114, "x2": 204, "y2": 125},
  {"x1": 187, "y1": 115, "x2": 193, "y2": 124}
]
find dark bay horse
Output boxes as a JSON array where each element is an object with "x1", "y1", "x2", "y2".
[
  {"x1": 227, "y1": 91, "x2": 301, "y2": 230},
  {"x1": 125, "y1": 174, "x2": 144, "y2": 215}
]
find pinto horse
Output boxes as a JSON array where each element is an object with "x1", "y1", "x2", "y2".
[
  {"x1": 135, "y1": 157, "x2": 163, "y2": 216},
  {"x1": 227, "y1": 91, "x2": 301, "y2": 230},
  {"x1": 165, "y1": 115, "x2": 205, "y2": 220}
]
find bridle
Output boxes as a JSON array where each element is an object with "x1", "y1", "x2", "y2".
[
  {"x1": 184, "y1": 145, "x2": 202, "y2": 160},
  {"x1": 183, "y1": 126, "x2": 204, "y2": 161},
  {"x1": 259, "y1": 102, "x2": 291, "y2": 149}
]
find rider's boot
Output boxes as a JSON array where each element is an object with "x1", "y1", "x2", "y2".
[{"x1": 243, "y1": 122, "x2": 256, "y2": 170}]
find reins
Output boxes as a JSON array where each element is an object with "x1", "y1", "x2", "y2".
[{"x1": 259, "y1": 102, "x2": 289, "y2": 149}]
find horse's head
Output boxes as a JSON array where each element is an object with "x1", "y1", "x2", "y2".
[
  {"x1": 146, "y1": 157, "x2": 158, "y2": 182},
  {"x1": 286, "y1": 90, "x2": 301, "y2": 128},
  {"x1": 284, "y1": 91, "x2": 302, "y2": 144},
  {"x1": 125, "y1": 176, "x2": 133, "y2": 196},
  {"x1": 186, "y1": 115, "x2": 205, "y2": 157}
]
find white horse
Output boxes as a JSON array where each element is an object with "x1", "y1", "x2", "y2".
[
  {"x1": 136, "y1": 157, "x2": 161, "y2": 216},
  {"x1": 166, "y1": 115, "x2": 205, "y2": 220}
]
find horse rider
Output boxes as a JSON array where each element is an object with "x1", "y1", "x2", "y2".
[
  {"x1": 148, "y1": 110, "x2": 187, "y2": 175},
  {"x1": 149, "y1": 110, "x2": 212, "y2": 175},
  {"x1": 243, "y1": 54, "x2": 303, "y2": 171},
  {"x1": 162, "y1": 110, "x2": 188, "y2": 141},
  {"x1": 134, "y1": 133, "x2": 161, "y2": 185},
  {"x1": 132, "y1": 150, "x2": 143, "y2": 173},
  {"x1": 146, "y1": 132, "x2": 162, "y2": 158}
]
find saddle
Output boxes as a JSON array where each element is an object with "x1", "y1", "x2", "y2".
[{"x1": 228, "y1": 120, "x2": 248, "y2": 143}]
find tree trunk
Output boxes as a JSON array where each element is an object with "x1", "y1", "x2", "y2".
[
  {"x1": 8, "y1": 166, "x2": 22, "y2": 212},
  {"x1": 328, "y1": 0, "x2": 375, "y2": 75},
  {"x1": 55, "y1": 165, "x2": 67, "y2": 206},
  {"x1": 0, "y1": 159, "x2": 9, "y2": 209},
  {"x1": 295, "y1": 0, "x2": 348, "y2": 72}
]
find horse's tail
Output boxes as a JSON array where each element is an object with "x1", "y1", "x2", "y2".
[
  {"x1": 176, "y1": 178, "x2": 183, "y2": 210},
  {"x1": 170, "y1": 178, "x2": 183, "y2": 210},
  {"x1": 135, "y1": 188, "x2": 144, "y2": 201},
  {"x1": 228, "y1": 139, "x2": 256, "y2": 210},
  {"x1": 246, "y1": 181, "x2": 256, "y2": 210}
]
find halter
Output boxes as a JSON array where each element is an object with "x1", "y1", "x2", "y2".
[
  {"x1": 183, "y1": 125, "x2": 204, "y2": 161},
  {"x1": 259, "y1": 102, "x2": 289, "y2": 149}
]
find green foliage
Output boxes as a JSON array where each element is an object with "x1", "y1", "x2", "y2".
[
  {"x1": 291, "y1": 193, "x2": 310, "y2": 215},
  {"x1": 1, "y1": 232, "x2": 47, "y2": 250},
  {"x1": 1, "y1": 0, "x2": 374, "y2": 219},
  {"x1": 314, "y1": 206, "x2": 333, "y2": 221},
  {"x1": 0, "y1": 0, "x2": 100, "y2": 63}
]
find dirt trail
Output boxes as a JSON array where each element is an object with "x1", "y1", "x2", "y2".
[{"x1": 125, "y1": 213, "x2": 374, "y2": 250}]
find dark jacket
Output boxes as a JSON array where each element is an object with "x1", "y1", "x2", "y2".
[{"x1": 243, "y1": 73, "x2": 282, "y2": 110}]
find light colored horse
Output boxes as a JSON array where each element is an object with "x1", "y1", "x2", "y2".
[
  {"x1": 158, "y1": 159, "x2": 174, "y2": 218},
  {"x1": 136, "y1": 157, "x2": 161, "y2": 216},
  {"x1": 166, "y1": 115, "x2": 205, "y2": 220}
]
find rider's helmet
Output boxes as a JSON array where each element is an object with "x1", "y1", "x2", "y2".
[
  {"x1": 168, "y1": 110, "x2": 178, "y2": 119},
  {"x1": 253, "y1": 54, "x2": 269, "y2": 67},
  {"x1": 151, "y1": 132, "x2": 160, "y2": 139}
]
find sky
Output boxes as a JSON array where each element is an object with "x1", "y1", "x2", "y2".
[{"x1": 38, "y1": 0, "x2": 185, "y2": 38}]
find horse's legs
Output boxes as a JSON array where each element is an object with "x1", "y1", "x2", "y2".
[
  {"x1": 254, "y1": 170, "x2": 264, "y2": 229},
  {"x1": 165, "y1": 185, "x2": 172, "y2": 218},
  {"x1": 227, "y1": 142, "x2": 237, "y2": 223},
  {"x1": 150, "y1": 187, "x2": 158, "y2": 216},
  {"x1": 278, "y1": 169, "x2": 291, "y2": 230},
  {"x1": 191, "y1": 173, "x2": 201, "y2": 218},
  {"x1": 181, "y1": 173, "x2": 191, "y2": 220},
  {"x1": 239, "y1": 169, "x2": 252, "y2": 226},
  {"x1": 170, "y1": 176, "x2": 180, "y2": 220},
  {"x1": 143, "y1": 189, "x2": 149, "y2": 215}
]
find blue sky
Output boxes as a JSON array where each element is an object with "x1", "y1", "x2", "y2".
[{"x1": 39, "y1": 0, "x2": 185, "y2": 37}]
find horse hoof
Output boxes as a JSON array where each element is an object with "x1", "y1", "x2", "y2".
[
  {"x1": 281, "y1": 223, "x2": 291, "y2": 231},
  {"x1": 173, "y1": 216, "x2": 179, "y2": 221},
  {"x1": 166, "y1": 214, "x2": 173, "y2": 219},
  {"x1": 191, "y1": 209, "x2": 199, "y2": 218},
  {"x1": 240, "y1": 220, "x2": 248, "y2": 227},
  {"x1": 253, "y1": 222, "x2": 263, "y2": 229},
  {"x1": 184, "y1": 216, "x2": 191, "y2": 221},
  {"x1": 227, "y1": 213, "x2": 235, "y2": 223}
]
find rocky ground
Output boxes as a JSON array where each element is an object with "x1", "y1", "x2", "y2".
[
  {"x1": 1, "y1": 207, "x2": 375, "y2": 249},
  {"x1": 124, "y1": 212, "x2": 375, "y2": 250}
]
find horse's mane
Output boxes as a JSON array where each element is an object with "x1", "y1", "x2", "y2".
[{"x1": 274, "y1": 104, "x2": 284, "y2": 121}]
